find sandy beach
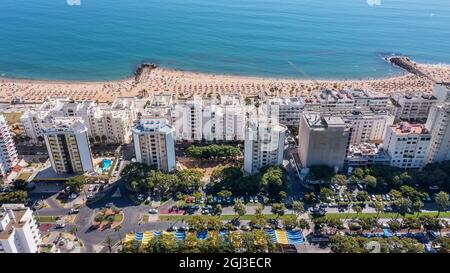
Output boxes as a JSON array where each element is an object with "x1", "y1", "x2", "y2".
[{"x1": 1, "y1": 61, "x2": 450, "y2": 103}]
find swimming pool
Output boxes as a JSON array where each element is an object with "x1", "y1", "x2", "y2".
[{"x1": 98, "y1": 159, "x2": 112, "y2": 174}]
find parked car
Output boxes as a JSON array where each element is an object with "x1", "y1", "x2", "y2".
[
  {"x1": 55, "y1": 222, "x2": 65, "y2": 229},
  {"x1": 68, "y1": 193, "x2": 78, "y2": 199},
  {"x1": 148, "y1": 208, "x2": 158, "y2": 214},
  {"x1": 137, "y1": 194, "x2": 145, "y2": 201},
  {"x1": 105, "y1": 203, "x2": 114, "y2": 208},
  {"x1": 201, "y1": 209, "x2": 210, "y2": 215},
  {"x1": 68, "y1": 208, "x2": 79, "y2": 214},
  {"x1": 240, "y1": 225, "x2": 250, "y2": 231}
]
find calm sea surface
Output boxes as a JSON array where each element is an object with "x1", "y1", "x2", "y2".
[{"x1": 0, "y1": 0, "x2": 449, "y2": 81}]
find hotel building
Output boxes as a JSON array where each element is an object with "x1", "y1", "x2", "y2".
[
  {"x1": 43, "y1": 118, "x2": 94, "y2": 174},
  {"x1": 0, "y1": 114, "x2": 19, "y2": 177},
  {"x1": 0, "y1": 204, "x2": 41, "y2": 253},
  {"x1": 132, "y1": 117, "x2": 176, "y2": 172}
]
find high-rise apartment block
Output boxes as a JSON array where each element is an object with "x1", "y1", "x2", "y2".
[
  {"x1": 244, "y1": 111, "x2": 287, "y2": 174},
  {"x1": 43, "y1": 118, "x2": 94, "y2": 174},
  {"x1": 425, "y1": 102, "x2": 450, "y2": 163},
  {"x1": 298, "y1": 112, "x2": 351, "y2": 171},
  {"x1": 0, "y1": 114, "x2": 19, "y2": 177},
  {"x1": 132, "y1": 117, "x2": 176, "y2": 172}
]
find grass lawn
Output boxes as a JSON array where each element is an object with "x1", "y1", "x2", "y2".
[
  {"x1": 35, "y1": 216, "x2": 57, "y2": 222},
  {"x1": 321, "y1": 211, "x2": 450, "y2": 220},
  {"x1": 17, "y1": 172, "x2": 33, "y2": 181},
  {"x1": 159, "y1": 214, "x2": 295, "y2": 221},
  {"x1": 113, "y1": 213, "x2": 124, "y2": 222},
  {"x1": 3, "y1": 112, "x2": 23, "y2": 125}
]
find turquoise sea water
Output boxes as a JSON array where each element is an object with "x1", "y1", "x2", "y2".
[{"x1": 0, "y1": 0, "x2": 449, "y2": 81}]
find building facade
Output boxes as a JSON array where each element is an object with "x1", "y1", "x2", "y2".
[
  {"x1": 0, "y1": 204, "x2": 41, "y2": 253},
  {"x1": 0, "y1": 115, "x2": 19, "y2": 177},
  {"x1": 265, "y1": 97, "x2": 305, "y2": 126},
  {"x1": 343, "y1": 110, "x2": 394, "y2": 145},
  {"x1": 172, "y1": 95, "x2": 245, "y2": 142},
  {"x1": 20, "y1": 97, "x2": 135, "y2": 144},
  {"x1": 132, "y1": 117, "x2": 176, "y2": 172},
  {"x1": 391, "y1": 92, "x2": 438, "y2": 122},
  {"x1": 383, "y1": 122, "x2": 431, "y2": 169},
  {"x1": 298, "y1": 112, "x2": 351, "y2": 171},
  {"x1": 43, "y1": 118, "x2": 94, "y2": 174},
  {"x1": 244, "y1": 119, "x2": 286, "y2": 174},
  {"x1": 425, "y1": 102, "x2": 450, "y2": 163}
]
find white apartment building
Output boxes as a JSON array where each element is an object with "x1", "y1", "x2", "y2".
[
  {"x1": 172, "y1": 95, "x2": 245, "y2": 142},
  {"x1": 343, "y1": 110, "x2": 394, "y2": 145},
  {"x1": 265, "y1": 97, "x2": 305, "y2": 126},
  {"x1": 0, "y1": 204, "x2": 41, "y2": 253},
  {"x1": 20, "y1": 97, "x2": 94, "y2": 143},
  {"x1": 244, "y1": 116, "x2": 287, "y2": 174},
  {"x1": 172, "y1": 96, "x2": 203, "y2": 141},
  {"x1": 345, "y1": 89, "x2": 391, "y2": 112},
  {"x1": 305, "y1": 89, "x2": 355, "y2": 112},
  {"x1": 391, "y1": 92, "x2": 438, "y2": 121},
  {"x1": 298, "y1": 112, "x2": 351, "y2": 171},
  {"x1": 304, "y1": 89, "x2": 390, "y2": 114},
  {"x1": 43, "y1": 118, "x2": 94, "y2": 174},
  {"x1": 0, "y1": 114, "x2": 19, "y2": 177},
  {"x1": 143, "y1": 94, "x2": 173, "y2": 118},
  {"x1": 425, "y1": 102, "x2": 450, "y2": 163},
  {"x1": 433, "y1": 83, "x2": 450, "y2": 102},
  {"x1": 88, "y1": 97, "x2": 136, "y2": 144},
  {"x1": 384, "y1": 122, "x2": 431, "y2": 169},
  {"x1": 20, "y1": 97, "x2": 136, "y2": 144},
  {"x1": 132, "y1": 117, "x2": 176, "y2": 172}
]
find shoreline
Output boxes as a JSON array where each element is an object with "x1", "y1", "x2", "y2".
[
  {"x1": 1, "y1": 60, "x2": 450, "y2": 104},
  {"x1": 0, "y1": 63, "x2": 407, "y2": 84}
]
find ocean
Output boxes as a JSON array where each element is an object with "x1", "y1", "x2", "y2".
[{"x1": 0, "y1": 0, "x2": 449, "y2": 81}]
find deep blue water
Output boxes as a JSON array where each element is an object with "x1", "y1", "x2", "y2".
[{"x1": 0, "y1": 0, "x2": 449, "y2": 81}]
